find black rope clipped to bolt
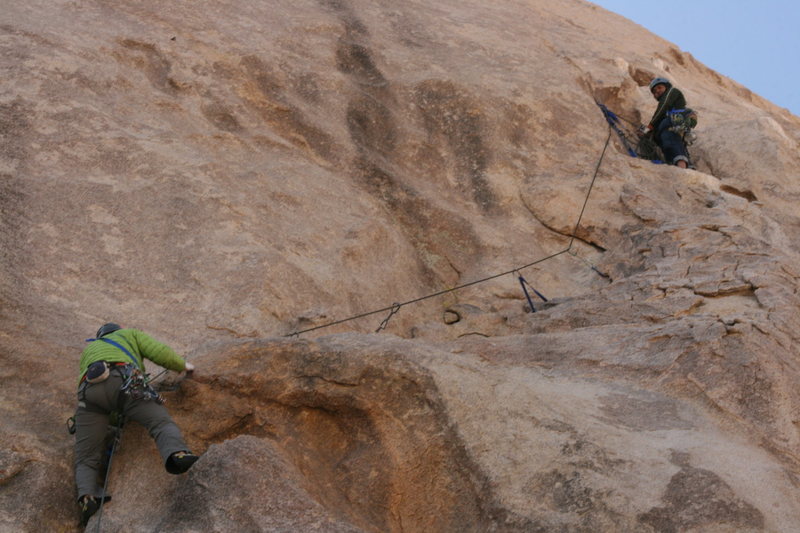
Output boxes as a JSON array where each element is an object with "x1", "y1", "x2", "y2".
[
  {"x1": 285, "y1": 130, "x2": 613, "y2": 337},
  {"x1": 517, "y1": 272, "x2": 548, "y2": 313}
]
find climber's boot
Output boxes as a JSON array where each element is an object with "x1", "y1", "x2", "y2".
[
  {"x1": 79, "y1": 495, "x2": 99, "y2": 526},
  {"x1": 166, "y1": 451, "x2": 200, "y2": 474}
]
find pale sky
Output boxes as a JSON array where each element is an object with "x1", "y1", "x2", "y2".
[{"x1": 590, "y1": 1, "x2": 800, "y2": 116}]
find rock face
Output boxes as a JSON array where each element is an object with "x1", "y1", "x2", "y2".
[
  {"x1": 2, "y1": 0, "x2": 800, "y2": 531},
  {"x1": 73, "y1": 335, "x2": 800, "y2": 532}
]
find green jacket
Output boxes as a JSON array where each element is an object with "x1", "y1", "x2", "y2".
[
  {"x1": 649, "y1": 86, "x2": 686, "y2": 129},
  {"x1": 78, "y1": 328, "x2": 186, "y2": 384}
]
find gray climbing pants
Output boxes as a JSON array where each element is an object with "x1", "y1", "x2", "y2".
[{"x1": 74, "y1": 368, "x2": 189, "y2": 499}]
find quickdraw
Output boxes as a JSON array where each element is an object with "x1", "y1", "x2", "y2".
[
  {"x1": 376, "y1": 303, "x2": 402, "y2": 332},
  {"x1": 119, "y1": 365, "x2": 164, "y2": 404},
  {"x1": 667, "y1": 108, "x2": 698, "y2": 145}
]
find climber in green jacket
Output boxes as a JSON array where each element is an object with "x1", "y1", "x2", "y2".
[
  {"x1": 73, "y1": 323, "x2": 199, "y2": 526},
  {"x1": 641, "y1": 77, "x2": 692, "y2": 168}
]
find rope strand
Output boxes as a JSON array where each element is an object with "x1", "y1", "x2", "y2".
[
  {"x1": 92, "y1": 417, "x2": 123, "y2": 533},
  {"x1": 568, "y1": 131, "x2": 611, "y2": 251},
  {"x1": 286, "y1": 128, "x2": 613, "y2": 338}
]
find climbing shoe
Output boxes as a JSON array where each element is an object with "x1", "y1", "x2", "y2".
[
  {"x1": 166, "y1": 451, "x2": 199, "y2": 474},
  {"x1": 79, "y1": 495, "x2": 99, "y2": 526}
]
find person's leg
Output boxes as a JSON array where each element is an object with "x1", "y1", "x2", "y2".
[
  {"x1": 75, "y1": 376, "x2": 128, "y2": 525},
  {"x1": 74, "y1": 376, "x2": 123, "y2": 499},
  {"x1": 124, "y1": 398, "x2": 196, "y2": 473},
  {"x1": 73, "y1": 407, "x2": 111, "y2": 499},
  {"x1": 656, "y1": 117, "x2": 689, "y2": 166}
]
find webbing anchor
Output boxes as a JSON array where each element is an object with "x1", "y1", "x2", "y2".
[{"x1": 517, "y1": 272, "x2": 548, "y2": 312}]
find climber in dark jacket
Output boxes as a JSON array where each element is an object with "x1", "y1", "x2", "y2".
[
  {"x1": 642, "y1": 77, "x2": 690, "y2": 168},
  {"x1": 73, "y1": 323, "x2": 199, "y2": 526}
]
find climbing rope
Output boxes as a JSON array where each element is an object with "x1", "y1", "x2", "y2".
[
  {"x1": 567, "y1": 131, "x2": 611, "y2": 252},
  {"x1": 568, "y1": 249, "x2": 611, "y2": 280},
  {"x1": 92, "y1": 416, "x2": 124, "y2": 533},
  {"x1": 376, "y1": 303, "x2": 401, "y2": 332},
  {"x1": 596, "y1": 101, "x2": 638, "y2": 158},
  {"x1": 287, "y1": 248, "x2": 571, "y2": 336},
  {"x1": 285, "y1": 130, "x2": 613, "y2": 337}
]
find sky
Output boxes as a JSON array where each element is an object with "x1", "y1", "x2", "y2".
[{"x1": 590, "y1": 0, "x2": 800, "y2": 117}]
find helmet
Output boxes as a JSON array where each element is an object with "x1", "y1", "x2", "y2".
[
  {"x1": 96, "y1": 322, "x2": 121, "y2": 338},
  {"x1": 649, "y1": 77, "x2": 671, "y2": 93}
]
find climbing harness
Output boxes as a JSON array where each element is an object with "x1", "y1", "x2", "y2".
[
  {"x1": 120, "y1": 365, "x2": 165, "y2": 404},
  {"x1": 667, "y1": 108, "x2": 698, "y2": 145}
]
